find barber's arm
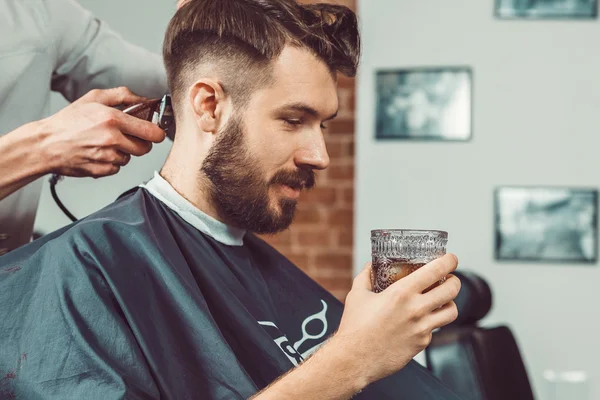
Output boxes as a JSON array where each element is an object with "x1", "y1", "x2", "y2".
[
  {"x1": 0, "y1": 1, "x2": 168, "y2": 200},
  {"x1": 0, "y1": 88, "x2": 165, "y2": 201},
  {"x1": 252, "y1": 255, "x2": 461, "y2": 400},
  {"x1": 46, "y1": 0, "x2": 169, "y2": 100}
]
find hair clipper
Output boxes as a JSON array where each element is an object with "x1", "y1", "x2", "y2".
[
  {"x1": 50, "y1": 94, "x2": 176, "y2": 224},
  {"x1": 123, "y1": 95, "x2": 176, "y2": 140}
]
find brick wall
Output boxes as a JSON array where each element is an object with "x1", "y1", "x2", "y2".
[{"x1": 262, "y1": 0, "x2": 357, "y2": 302}]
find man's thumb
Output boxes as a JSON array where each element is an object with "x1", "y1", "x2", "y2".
[{"x1": 352, "y1": 262, "x2": 373, "y2": 291}]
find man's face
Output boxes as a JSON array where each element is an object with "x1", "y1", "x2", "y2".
[{"x1": 201, "y1": 46, "x2": 338, "y2": 234}]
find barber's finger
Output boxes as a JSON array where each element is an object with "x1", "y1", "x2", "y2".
[
  {"x1": 93, "y1": 148, "x2": 136, "y2": 164},
  {"x1": 352, "y1": 262, "x2": 373, "y2": 292},
  {"x1": 113, "y1": 133, "x2": 153, "y2": 157},
  {"x1": 87, "y1": 162, "x2": 121, "y2": 179},
  {"x1": 111, "y1": 110, "x2": 166, "y2": 143},
  {"x1": 82, "y1": 87, "x2": 148, "y2": 107},
  {"x1": 426, "y1": 301, "x2": 459, "y2": 330},
  {"x1": 421, "y1": 274, "x2": 461, "y2": 311},
  {"x1": 405, "y1": 254, "x2": 458, "y2": 293},
  {"x1": 112, "y1": 151, "x2": 131, "y2": 167}
]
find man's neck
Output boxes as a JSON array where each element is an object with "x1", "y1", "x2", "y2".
[
  {"x1": 160, "y1": 139, "x2": 223, "y2": 225},
  {"x1": 141, "y1": 171, "x2": 246, "y2": 246}
]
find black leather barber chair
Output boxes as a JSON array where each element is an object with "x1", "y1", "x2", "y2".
[{"x1": 425, "y1": 271, "x2": 535, "y2": 400}]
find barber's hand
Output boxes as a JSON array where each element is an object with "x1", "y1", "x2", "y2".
[
  {"x1": 335, "y1": 254, "x2": 460, "y2": 385},
  {"x1": 38, "y1": 87, "x2": 166, "y2": 178}
]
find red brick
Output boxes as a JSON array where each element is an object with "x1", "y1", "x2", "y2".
[
  {"x1": 270, "y1": 0, "x2": 356, "y2": 288},
  {"x1": 271, "y1": 244, "x2": 292, "y2": 254},
  {"x1": 259, "y1": 234, "x2": 273, "y2": 245},
  {"x1": 338, "y1": 230, "x2": 353, "y2": 247},
  {"x1": 301, "y1": 187, "x2": 337, "y2": 204},
  {"x1": 330, "y1": 209, "x2": 353, "y2": 226},
  {"x1": 327, "y1": 137, "x2": 353, "y2": 158},
  {"x1": 325, "y1": 132, "x2": 353, "y2": 143},
  {"x1": 328, "y1": 164, "x2": 354, "y2": 181},
  {"x1": 314, "y1": 170, "x2": 327, "y2": 185},
  {"x1": 339, "y1": 0, "x2": 356, "y2": 9},
  {"x1": 287, "y1": 252, "x2": 312, "y2": 272},
  {"x1": 260, "y1": 229, "x2": 292, "y2": 247},
  {"x1": 296, "y1": 229, "x2": 334, "y2": 247},
  {"x1": 328, "y1": 119, "x2": 355, "y2": 134},
  {"x1": 331, "y1": 290, "x2": 350, "y2": 303},
  {"x1": 337, "y1": 88, "x2": 354, "y2": 117},
  {"x1": 315, "y1": 253, "x2": 352, "y2": 270},
  {"x1": 310, "y1": 265, "x2": 353, "y2": 278},
  {"x1": 345, "y1": 140, "x2": 355, "y2": 157},
  {"x1": 338, "y1": 75, "x2": 356, "y2": 89},
  {"x1": 341, "y1": 187, "x2": 354, "y2": 204},
  {"x1": 325, "y1": 140, "x2": 345, "y2": 159},
  {"x1": 314, "y1": 276, "x2": 352, "y2": 292}
]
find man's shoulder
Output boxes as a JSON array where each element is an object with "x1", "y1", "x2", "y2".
[
  {"x1": 63, "y1": 188, "x2": 153, "y2": 240},
  {"x1": 244, "y1": 233, "x2": 317, "y2": 280},
  {"x1": 244, "y1": 233, "x2": 289, "y2": 262}
]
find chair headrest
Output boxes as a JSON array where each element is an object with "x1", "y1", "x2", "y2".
[{"x1": 452, "y1": 270, "x2": 492, "y2": 326}]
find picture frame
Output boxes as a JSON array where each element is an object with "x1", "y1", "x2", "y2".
[
  {"x1": 495, "y1": 0, "x2": 598, "y2": 19},
  {"x1": 495, "y1": 186, "x2": 598, "y2": 263},
  {"x1": 375, "y1": 67, "x2": 473, "y2": 141}
]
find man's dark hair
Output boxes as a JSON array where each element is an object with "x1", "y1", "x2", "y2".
[{"x1": 163, "y1": 0, "x2": 360, "y2": 108}]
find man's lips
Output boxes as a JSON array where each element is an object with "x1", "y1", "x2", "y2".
[{"x1": 277, "y1": 184, "x2": 302, "y2": 199}]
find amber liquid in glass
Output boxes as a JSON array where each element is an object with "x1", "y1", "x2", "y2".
[{"x1": 372, "y1": 258, "x2": 443, "y2": 293}]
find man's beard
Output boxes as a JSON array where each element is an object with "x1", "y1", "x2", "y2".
[{"x1": 201, "y1": 117, "x2": 315, "y2": 234}]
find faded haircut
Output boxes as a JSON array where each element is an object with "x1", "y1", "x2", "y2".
[{"x1": 163, "y1": 0, "x2": 360, "y2": 109}]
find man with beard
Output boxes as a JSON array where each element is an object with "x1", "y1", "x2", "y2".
[{"x1": 0, "y1": 1, "x2": 463, "y2": 399}]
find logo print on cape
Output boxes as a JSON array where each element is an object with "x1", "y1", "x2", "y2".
[
  {"x1": 294, "y1": 299, "x2": 328, "y2": 358},
  {"x1": 258, "y1": 299, "x2": 329, "y2": 366}
]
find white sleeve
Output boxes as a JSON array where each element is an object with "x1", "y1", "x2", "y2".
[{"x1": 46, "y1": 0, "x2": 169, "y2": 101}]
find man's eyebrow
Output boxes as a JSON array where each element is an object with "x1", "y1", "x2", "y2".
[{"x1": 276, "y1": 102, "x2": 339, "y2": 121}]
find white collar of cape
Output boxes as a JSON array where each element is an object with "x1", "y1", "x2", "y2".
[{"x1": 139, "y1": 171, "x2": 246, "y2": 246}]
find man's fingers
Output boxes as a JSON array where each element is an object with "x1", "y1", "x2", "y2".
[
  {"x1": 352, "y1": 262, "x2": 373, "y2": 291},
  {"x1": 405, "y1": 254, "x2": 458, "y2": 292},
  {"x1": 83, "y1": 87, "x2": 149, "y2": 107},
  {"x1": 427, "y1": 301, "x2": 459, "y2": 330},
  {"x1": 421, "y1": 274, "x2": 461, "y2": 311}
]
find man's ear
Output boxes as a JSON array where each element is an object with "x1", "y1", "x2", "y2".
[{"x1": 188, "y1": 79, "x2": 228, "y2": 134}]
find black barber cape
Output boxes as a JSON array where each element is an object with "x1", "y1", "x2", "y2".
[{"x1": 0, "y1": 188, "x2": 463, "y2": 399}]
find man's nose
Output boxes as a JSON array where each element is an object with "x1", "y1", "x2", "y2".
[{"x1": 294, "y1": 133, "x2": 330, "y2": 171}]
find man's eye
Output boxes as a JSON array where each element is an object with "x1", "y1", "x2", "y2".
[
  {"x1": 283, "y1": 119, "x2": 303, "y2": 127},
  {"x1": 282, "y1": 119, "x2": 327, "y2": 130}
]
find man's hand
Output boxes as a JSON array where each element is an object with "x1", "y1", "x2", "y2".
[
  {"x1": 251, "y1": 254, "x2": 460, "y2": 400},
  {"x1": 335, "y1": 254, "x2": 461, "y2": 385},
  {"x1": 37, "y1": 87, "x2": 166, "y2": 178}
]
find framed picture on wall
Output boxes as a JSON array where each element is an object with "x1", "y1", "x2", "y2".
[
  {"x1": 495, "y1": 0, "x2": 598, "y2": 19},
  {"x1": 495, "y1": 187, "x2": 598, "y2": 263},
  {"x1": 375, "y1": 67, "x2": 472, "y2": 141}
]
